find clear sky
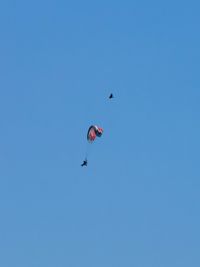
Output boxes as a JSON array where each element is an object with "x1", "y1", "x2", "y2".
[{"x1": 0, "y1": 1, "x2": 200, "y2": 266}]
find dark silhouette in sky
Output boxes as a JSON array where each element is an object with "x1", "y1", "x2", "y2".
[
  {"x1": 109, "y1": 93, "x2": 114, "y2": 99},
  {"x1": 81, "y1": 159, "x2": 88, "y2": 167}
]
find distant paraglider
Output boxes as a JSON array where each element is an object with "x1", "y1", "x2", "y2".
[
  {"x1": 81, "y1": 126, "x2": 103, "y2": 167},
  {"x1": 81, "y1": 93, "x2": 114, "y2": 167}
]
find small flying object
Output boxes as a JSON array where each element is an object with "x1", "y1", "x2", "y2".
[
  {"x1": 109, "y1": 93, "x2": 114, "y2": 99},
  {"x1": 81, "y1": 159, "x2": 88, "y2": 167}
]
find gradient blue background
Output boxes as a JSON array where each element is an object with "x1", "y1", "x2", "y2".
[{"x1": 0, "y1": 1, "x2": 200, "y2": 266}]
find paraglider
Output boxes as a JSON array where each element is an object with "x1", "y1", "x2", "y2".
[
  {"x1": 81, "y1": 92, "x2": 114, "y2": 167},
  {"x1": 80, "y1": 126, "x2": 103, "y2": 166}
]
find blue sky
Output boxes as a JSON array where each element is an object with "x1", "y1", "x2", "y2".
[{"x1": 0, "y1": 1, "x2": 200, "y2": 266}]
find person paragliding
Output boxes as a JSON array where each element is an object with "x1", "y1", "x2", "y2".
[
  {"x1": 81, "y1": 92, "x2": 115, "y2": 167},
  {"x1": 81, "y1": 159, "x2": 88, "y2": 167},
  {"x1": 81, "y1": 125, "x2": 103, "y2": 167}
]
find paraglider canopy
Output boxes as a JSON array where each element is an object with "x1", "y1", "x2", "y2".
[{"x1": 87, "y1": 125, "x2": 103, "y2": 143}]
